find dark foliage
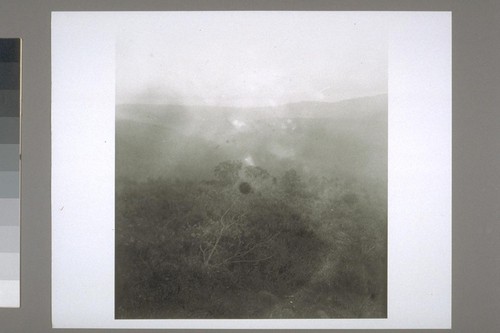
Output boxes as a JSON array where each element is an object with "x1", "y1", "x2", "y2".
[{"x1": 115, "y1": 161, "x2": 386, "y2": 319}]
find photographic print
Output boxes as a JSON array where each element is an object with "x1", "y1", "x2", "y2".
[
  {"x1": 114, "y1": 12, "x2": 387, "y2": 319},
  {"x1": 52, "y1": 11, "x2": 451, "y2": 329}
]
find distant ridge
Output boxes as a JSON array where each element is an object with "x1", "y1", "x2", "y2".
[
  {"x1": 116, "y1": 94, "x2": 387, "y2": 123},
  {"x1": 117, "y1": 93, "x2": 387, "y2": 110}
]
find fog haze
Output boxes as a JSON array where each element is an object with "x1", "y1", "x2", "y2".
[
  {"x1": 115, "y1": 12, "x2": 388, "y2": 319},
  {"x1": 116, "y1": 12, "x2": 387, "y2": 107}
]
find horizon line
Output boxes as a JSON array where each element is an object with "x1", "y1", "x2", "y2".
[{"x1": 115, "y1": 93, "x2": 388, "y2": 109}]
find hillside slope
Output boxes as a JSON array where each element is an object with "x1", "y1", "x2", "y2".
[{"x1": 116, "y1": 95, "x2": 387, "y2": 182}]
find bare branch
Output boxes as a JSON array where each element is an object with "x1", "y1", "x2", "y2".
[
  {"x1": 158, "y1": 257, "x2": 179, "y2": 269},
  {"x1": 227, "y1": 255, "x2": 274, "y2": 264},
  {"x1": 222, "y1": 232, "x2": 280, "y2": 264},
  {"x1": 205, "y1": 224, "x2": 226, "y2": 266},
  {"x1": 199, "y1": 244, "x2": 207, "y2": 262},
  {"x1": 220, "y1": 206, "x2": 232, "y2": 221}
]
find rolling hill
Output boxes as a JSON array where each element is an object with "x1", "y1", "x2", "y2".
[{"x1": 115, "y1": 95, "x2": 387, "y2": 182}]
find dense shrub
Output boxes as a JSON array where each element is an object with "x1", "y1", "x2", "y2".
[{"x1": 115, "y1": 161, "x2": 386, "y2": 318}]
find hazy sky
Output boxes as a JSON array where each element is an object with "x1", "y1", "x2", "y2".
[{"x1": 116, "y1": 12, "x2": 388, "y2": 107}]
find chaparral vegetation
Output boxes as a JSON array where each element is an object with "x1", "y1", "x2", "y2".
[{"x1": 115, "y1": 96, "x2": 387, "y2": 319}]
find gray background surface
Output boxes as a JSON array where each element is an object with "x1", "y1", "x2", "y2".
[{"x1": 0, "y1": 0, "x2": 498, "y2": 332}]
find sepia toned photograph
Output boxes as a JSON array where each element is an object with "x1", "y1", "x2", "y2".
[{"x1": 114, "y1": 12, "x2": 387, "y2": 319}]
